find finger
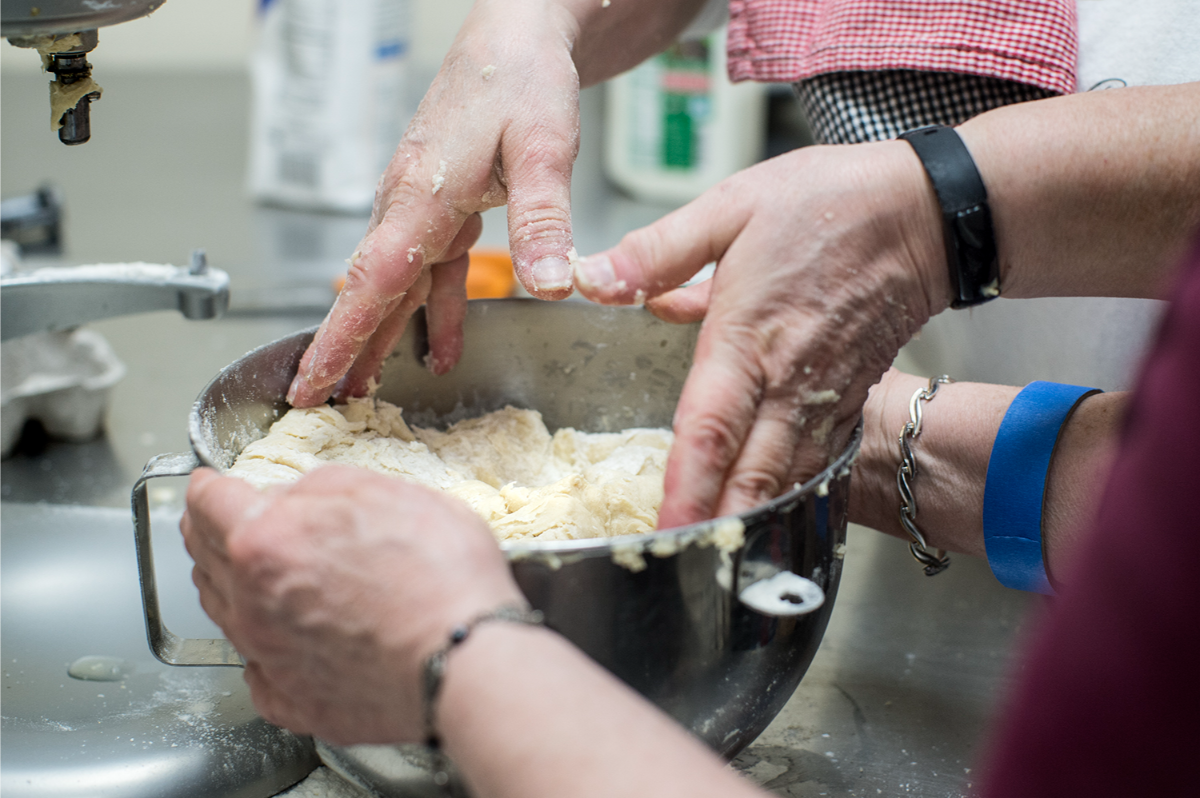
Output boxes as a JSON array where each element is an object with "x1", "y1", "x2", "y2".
[
  {"x1": 503, "y1": 119, "x2": 579, "y2": 299},
  {"x1": 287, "y1": 256, "x2": 408, "y2": 407},
  {"x1": 657, "y1": 328, "x2": 764, "y2": 528},
  {"x1": 406, "y1": 214, "x2": 479, "y2": 378},
  {"x1": 715, "y1": 406, "x2": 860, "y2": 518},
  {"x1": 574, "y1": 185, "x2": 749, "y2": 304},
  {"x1": 645, "y1": 280, "x2": 713, "y2": 323},
  {"x1": 184, "y1": 469, "x2": 262, "y2": 564},
  {"x1": 180, "y1": 508, "x2": 230, "y2": 568},
  {"x1": 191, "y1": 564, "x2": 232, "y2": 631},
  {"x1": 713, "y1": 406, "x2": 803, "y2": 518},
  {"x1": 447, "y1": 212, "x2": 485, "y2": 260},
  {"x1": 332, "y1": 272, "x2": 431, "y2": 400},
  {"x1": 286, "y1": 313, "x2": 334, "y2": 406},
  {"x1": 425, "y1": 253, "x2": 470, "y2": 375},
  {"x1": 288, "y1": 181, "x2": 471, "y2": 408},
  {"x1": 244, "y1": 662, "x2": 310, "y2": 735}
]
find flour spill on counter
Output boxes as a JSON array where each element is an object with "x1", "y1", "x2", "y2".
[{"x1": 278, "y1": 766, "x2": 372, "y2": 797}]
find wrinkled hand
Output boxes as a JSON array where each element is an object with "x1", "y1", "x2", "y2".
[
  {"x1": 287, "y1": 1, "x2": 583, "y2": 407},
  {"x1": 574, "y1": 141, "x2": 950, "y2": 527},
  {"x1": 181, "y1": 466, "x2": 524, "y2": 745}
]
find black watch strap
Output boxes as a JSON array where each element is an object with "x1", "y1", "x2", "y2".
[{"x1": 898, "y1": 125, "x2": 999, "y2": 309}]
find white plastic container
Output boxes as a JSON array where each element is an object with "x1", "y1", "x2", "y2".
[
  {"x1": 604, "y1": 27, "x2": 766, "y2": 205},
  {"x1": 1, "y1": 330, "x2": 126, "y2": 459},
  {"x1": 247, "y1": 0, "x2": 412, "y2": 213}
]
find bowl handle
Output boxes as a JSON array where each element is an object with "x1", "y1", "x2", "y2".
[{"x1": 132, "y1": 452, "x2": 244, "y2": 667}]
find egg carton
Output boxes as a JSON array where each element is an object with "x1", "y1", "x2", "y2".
[{"x1": 1, "y1": 329, "x2": 125, "y2": 458}]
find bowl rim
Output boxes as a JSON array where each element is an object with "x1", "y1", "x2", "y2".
[{"x1": 187, "y1": 304, "x2": 861, "y2": 557}]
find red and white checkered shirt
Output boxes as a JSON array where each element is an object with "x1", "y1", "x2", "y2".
[{"x1": 727, "y1": 0, "x2": 1078, "y2": 95}]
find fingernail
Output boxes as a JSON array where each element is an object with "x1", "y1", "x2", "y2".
[
  {"x1": 531, "y1": 256, "x2": 572, "y2": 291},
  {"x1": 287, "y1": 372, "x2": 325, "y2": 407},
  {"x1": 574, "y1": 254, "x2": 616, "y2": 291},
  {"x1": 423, "y1": 352, "x2": 447, "y2": 375}
]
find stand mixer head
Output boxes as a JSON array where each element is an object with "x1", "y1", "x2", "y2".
[{"x1": 1, "y1": 0, "x2": 168, "y2": 144}]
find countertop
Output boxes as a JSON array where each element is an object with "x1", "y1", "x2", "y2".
[{"x1": 1, "y1": 70, "x2": 1034, "y2": 798}]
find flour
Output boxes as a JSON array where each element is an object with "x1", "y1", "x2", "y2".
[
  {"x1": 228, "y1": 400, "x2": 673, "y2": 542},
  {"x1": 276, "y1": 766, "x2": 368, "y2": 798},
  {"x1": 431, "y1": 160, "x2": 447, "y2": 195}
]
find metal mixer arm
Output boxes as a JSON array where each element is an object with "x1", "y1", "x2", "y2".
[{"x1": 0, "y1": 255, "x2": 230, "y2": 341}]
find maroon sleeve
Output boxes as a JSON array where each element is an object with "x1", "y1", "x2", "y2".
[{"x1": 980, "y1": 233, "x2": 1200, "y2": 797}]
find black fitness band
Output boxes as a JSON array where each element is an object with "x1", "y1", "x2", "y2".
[{"x1": 898, "y1": 125, "x2": 1000, "y2": 309}]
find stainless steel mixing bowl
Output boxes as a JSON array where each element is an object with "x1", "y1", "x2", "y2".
[{"x1": 133, "y1": 299, "x2": 857, "y2": 796}]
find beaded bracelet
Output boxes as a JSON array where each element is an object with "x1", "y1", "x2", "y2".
[{"x1": 422, "y1": 604, "x2": 545, "y2": 786}]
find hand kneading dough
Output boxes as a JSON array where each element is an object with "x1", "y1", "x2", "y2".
[{"x1": 227, "y1": 398, "x2": 673, "y2": 542}]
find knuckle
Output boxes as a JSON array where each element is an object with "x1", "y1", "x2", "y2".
[
  {"x1": 510, "y1": 120, "x2": 580, "y2": 171},
  {"x1": 617, "y1": 226, "x2": 660, "y2": 271},
  {"x1": 726, "y1": 466, "x2": 784, "y2": 504},
  {"x1": 374, "y1": 148, "x2": 429, "y2": 218},
  {"x1": 615, "y1": 225, "x2": 690, "y2": 295},
  {"x1": 378, "y1": 170, "x2": 433, "y2": 221},
  {"x1": 790, "y1": 448, "x2": 830, "y2": 482},
  {"x1": 225, "y1": 520, "x2": 291, "y2": 588},
  {"x1": 341, "y1": 255, "x2": 379, "y2": 297},
  {"x1": 508, "y1": 205, "x2": 572, "y2": 249},
  {"x1": 683, "y1": 414, "x2": 743, "y2": 466}
]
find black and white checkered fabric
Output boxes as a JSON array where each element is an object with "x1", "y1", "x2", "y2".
[{"x1": 795, "y1": 70, "x2": 1056, "y2": 145}]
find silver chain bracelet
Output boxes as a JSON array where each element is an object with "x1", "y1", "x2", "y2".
[{"x1": 897, "y1": 375, "x2": 953, "y2": 576}]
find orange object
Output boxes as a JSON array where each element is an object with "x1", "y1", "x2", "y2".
[
  {"x1": 329, "y1": 247, "x2": 516, "y2": 299},
  {"x1": 465, "y1": 248, "x2": 517, "y2": 299}
]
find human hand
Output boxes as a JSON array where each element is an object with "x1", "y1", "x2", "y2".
[
  {"x1": 849, "y1": 367, "x2": 951, "y2": 546},
  {"x1": 851, "y1": 366, "x2": 1124, "y2": 579},
  {"x1": 574, "y1": 142, "x2": 950, "y2": 527},
  {"x1": 286, "y1": 1, "x2": 586, "y2": 407},
  {"x1": 181, "y1": 465, "x2": 524, "y2": 745}
]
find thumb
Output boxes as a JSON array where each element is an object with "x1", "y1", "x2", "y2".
[
  {"x1": 574, "y1": 185, "x2": 748, "y2": 304},
  {"x1": 186, "y1": 470, "x2": 263, "y2": 525},
  {"x1": 503, "y1": 126, "x2": 578, "y2": 299}
]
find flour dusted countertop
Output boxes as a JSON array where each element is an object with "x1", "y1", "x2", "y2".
[{"x1": 227, "y1": 400, "x2": 673, "y2": 541}]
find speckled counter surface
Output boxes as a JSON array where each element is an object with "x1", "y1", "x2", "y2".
[{"x1": 2, "y1": 71, "x2": 1034, "y2": 798}]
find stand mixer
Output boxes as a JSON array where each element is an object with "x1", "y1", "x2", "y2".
[
  {"x1": 1, "y1": 3, "x2": 322, "y2": 796},
  {"x1": 2, "y1": 0, "x2": 166, "y2": 144}
]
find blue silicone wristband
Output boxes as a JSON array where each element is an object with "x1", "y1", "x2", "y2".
[{"x1": 983, "y1": 381, "x2": 1101, "y2": 594}]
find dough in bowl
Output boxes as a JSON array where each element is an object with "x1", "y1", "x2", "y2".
[{"x1": 227, "y1": 398, "x2": 673, "y2": 542}]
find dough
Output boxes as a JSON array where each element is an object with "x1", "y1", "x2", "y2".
[
  {"x1": 30, "y1": 34, "x2": 102, "y2": 131},
  {"x1": 227, "y1": 399, "x2": 673, "y2": 542},
  {"x1": 49, "y1": 76, "x2": 101, "y2": 131}
]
